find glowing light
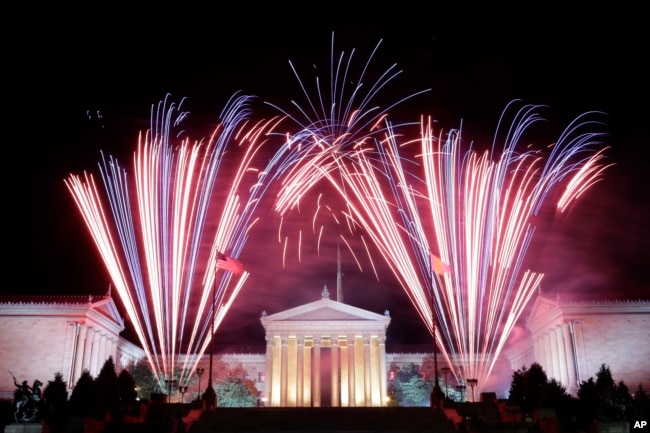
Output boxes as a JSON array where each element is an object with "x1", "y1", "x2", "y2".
[
  {"x1": 65, "y1": 94, "x2": 284, "y2": 387},
  {"x1": 320, "y1": 105, "x2": 610, "y2": 393},
  {"x1": 64, "y1": 35, "x2": 612, "y2": 396},
  {"x1": 272, "y1": 52, "x2": 611, "y2": 394}
]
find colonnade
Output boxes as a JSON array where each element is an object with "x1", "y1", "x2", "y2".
[
  {"x1": 532, "y1": 320, "x2": 585, "y2": 393},
  {"x1": 67, "y1": 322, "x2": 118, "y2": 387},
  {"x1": 265, "y1": 333, "x2": 388, "y2": 407}
]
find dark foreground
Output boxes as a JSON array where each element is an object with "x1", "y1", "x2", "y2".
[
  {"x1": 2, "y1": 402, "x2": 573, "y2": 433},
  {"x1": 187, "y1": 407, "x2": 458, "y2": 433}
]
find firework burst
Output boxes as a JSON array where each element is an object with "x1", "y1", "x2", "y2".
[
  {"x1": 267, "y1": 33, "x2": 428, "y2": 268},
  {"x1": 305, "y1": 102, "x2": 611, "y2": 393},
  {"x1": 65, "y1": 93, "x2": 284, "y2": 386}
]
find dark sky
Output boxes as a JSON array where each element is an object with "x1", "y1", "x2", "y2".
[{"x1": 4, "y1": 6, "x2": 649, "y2": 349}]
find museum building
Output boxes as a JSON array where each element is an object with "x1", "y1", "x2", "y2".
[{"x1": 1, "y1": 289, "x2": 648, "y2": 404}]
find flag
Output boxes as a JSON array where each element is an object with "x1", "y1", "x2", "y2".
[
  {"x1": 217, "y1": 253, "x2": 244, "y2": 275},
  {"x1": 430, "y1": 253, "x2": 452, "y2": 275}
]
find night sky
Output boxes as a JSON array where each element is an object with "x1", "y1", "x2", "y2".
[{"x1": 4, "y1": 6, "x2": 649, "y2": 350}]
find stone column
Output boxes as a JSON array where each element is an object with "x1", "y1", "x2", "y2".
[
  {"x1": 64, "y1": 322, "x2": 78, "y2": 389},
  {"x1": 378, "y1": 336, "x2": 388, "y2": 406},
  {"x1": 369, "y1": 336, "x2": 381, "y2": 406},
  {"x1": 281, "y1": 337, "x2": 288, "y2": 406},
  {"x1": 549, "y1": 327, "x2": 560, "y2": 382},
  {"x1": 97, "y1": 333, "x2": 107, "y2": 373},
  {"x1": 339, "y1": 337, "x2": 349, "y2": 407},
  {"x1": 271, "y1": 336, "x2": 282, "y2": 406},
  {"x1": 353, "y1": 336, "x2": 364, "y2": 406},
  {"x1": 72, "y1": 324, "x2": 87, "y2": 385},
  {"x1": 265, "y1": 336, "x2": 274, "y2": 405},
  {"x1": 543, "y1": 332, "x2": 552, "y2": 374},
  {"x1": 82, "y1": 326, "x2": 94, "y2": 372},
  {"x1": 303, "y1": 339, "x2": 312, "y2": 407},
  {"x1": 287, "y1": 337, "x2": 298, "y2": 406},
  {"x1": 532, "y1": 334, "x2": 544, "y2": 371},
  {"x1": 88, "y1": 331, "x2": 99, "y2": 377},
  {"x1": 571, "y1": 320, "x2": 587, "y2": 384},
  {"x1": 297, "y1": 337, "x2": 304, "y2": 406},
  {"x1": 562, "y1": 322, "x2": 577, "y2": 390},
  {"x1": 331, "y1": 340, "x2": 339, "y2": 407},
  {"x1": 364, "y1": 336, "x2": 371, "y2": 405},
  {"x1": 348, "y1": 337, "x2": 356, "y2": 406},
  {"x1": 554, "y1": 325, "x2": 569, "y2": 387},
  {"x1": 313, "y1": 339, "x2": 321, "y2": 407}
]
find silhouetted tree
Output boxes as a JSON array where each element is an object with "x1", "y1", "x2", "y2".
[
  {"x1": 614, "y1": 381, "x2": 633, "y2": 420},
  {"x1": 41, "y1": 372, "x2": 68, "y2": 433},
  {"x1": 508, "y1": 363, "x2": 548, "y2": 412},
  {"x1": 117, "y1": 369, "x2": 138, "y2": 418},
  {"x1": 118, "y1": 369, "x2": 138, "y2": 404},
  {"x1": 576, "y1": 377, "x2": 598, "y2": 429},
  {"x1": 508, "y1": 363, "x2": 575, "y2": 416},
  {"x1": 628, "y1": 384, "x2": 649, "y2": 422},
  {"x1": 577, "y1": 363, "x2": 633, "y2": 428},
  {"x1": 594, "y1": 364, "x2": 630, "y2": 420},
  {"x1": 96, "y1": 356, "x2": 120, "y2": 421},
  {"x1": 68, "y1": 370, "x2": 101, "y2": 419}
]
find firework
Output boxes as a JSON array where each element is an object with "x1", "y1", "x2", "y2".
[
  {"x1": 274, "y1": 93, "x2": 610, "y2": 393},
  {"x1": 65, "y1": 93, "x2": 283, "y2": 386},
  {"x1": 285, "y1": 93, "x2": 607, "y2": 393},
  {"x1": 267, "y1": 33, "x2": 428, "y2": 266}
]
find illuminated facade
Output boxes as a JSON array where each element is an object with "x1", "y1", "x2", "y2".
[
  {"x1": 260, "y1": 286, "x2": 391, "y2": 407},
  {"x1": 2, "y1": 292, "x2": 648, "y2": 403},
  {"x1": 504, "y1": 293, "x2": 650, "y2": 395},
  {"x1": 0, "y1": 294, "x2": 144, "y2": 399}
]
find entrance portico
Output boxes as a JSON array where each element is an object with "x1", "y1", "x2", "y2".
[{"x1": 260, "y1": 287, "x2": 391, "y2": 407}]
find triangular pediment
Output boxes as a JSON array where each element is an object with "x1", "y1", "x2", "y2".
[
  {"x1": 262, "y1": 297, "x2": 390, "y2": 324},
  {"x1": 90, "y1": 297, "x2": 125, "y2": 328},
  {"x1": 526, "y1": 295, "x2": 559, "y2": 327}
]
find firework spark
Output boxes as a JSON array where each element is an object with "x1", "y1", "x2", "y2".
[
  {"x1": 267, "y1": 33, "x2": 428, "y2": 267},
  {"x1": 65, "y1": 94, "x2": 283, "y2": 386},
  {"x1": 274, "y1": 95, "x2": 610, "y2": 393}
]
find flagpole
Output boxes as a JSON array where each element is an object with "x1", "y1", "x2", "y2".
[
  {"x1": 204, "y1": 261, "x2": 218, "y2": 410},
  {"x1": 430, "y1": 259, "x2": 444, "y2": 410}
]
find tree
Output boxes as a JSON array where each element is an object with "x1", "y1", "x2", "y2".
[
  {"x1": 628, "y1": 384, "x2": 649, "y2": 422},
  {"x1": 41, "y1": 372, "x2": 68, "y2": 433},
  {"x1": 387, "y1": 362, "x2": 434, "y2": 407},
  {"x1": 117, "y1": 369, "x2": 138, "y2": 416},
  {"x1": 214, "y1": 375, "x2": 257, "y2": 407},
  {"x1": 95, "y1": 356, "x2": 120, "y2": 420},
  {"x1": 543, "y1": 378, "x2": 576, "y2": 417},
  {"x1": 402, "y1": 375, "x2": 432, "y2": 407},
  {"x1": 508, "y1": 363, "x2": 548, "y2": 412},
  {"x1": 68, "y1": 370, "x2": 101, "y2": 419},
  {"x1": 577, "y1": 363, "x2": 633, "y2": 428},
  {"x1": 577, "y1": 377, "x2": 598, "y2": 429},
  {"x1": 508, "y1": 363, "x2": 574, "y2": 415},
  {"x1": 126, "y1": 358, "x2": 161, "y2": 400}
]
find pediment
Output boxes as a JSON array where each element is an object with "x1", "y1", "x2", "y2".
[
  {"x1": 526, "y1": 295, "x2": 559, "y2": 327},
  {"x1": 90, "y1": 297, "x2": 125, "y2": 328},
  {"x1": 262, "y1": 297, "x2": 390, "y2": 324}
]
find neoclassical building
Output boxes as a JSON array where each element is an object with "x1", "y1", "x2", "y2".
[
  {"x1": 260, "y1": 286, "x2": 391, "y2": 407},
  {"x1": 504, "y1": 292, "x2": 650, "y2": 395},
  {"x1": 2, "y1": 290, "x2": 648, "y2": 404},
  {"x1": 0, "y1": 294, "x2": 144, "y2": 399}
]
